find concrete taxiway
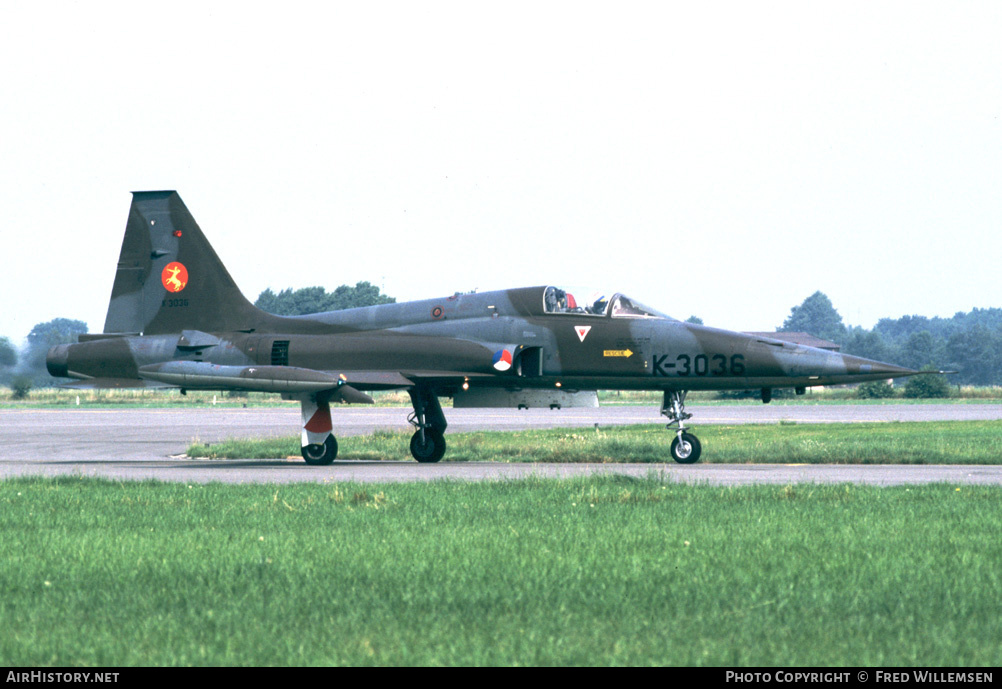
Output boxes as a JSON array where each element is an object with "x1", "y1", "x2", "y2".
[{"x1": 2, "y1": 404, "x2": 1001, "y2": 486}]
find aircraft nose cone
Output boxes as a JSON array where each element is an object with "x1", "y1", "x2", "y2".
[
  {"x1": 46, "y1": 344, "x2": 69, "y2": 378},
  {"x1": 839, "y1": 353, "x2": 917, "y2": 378}
]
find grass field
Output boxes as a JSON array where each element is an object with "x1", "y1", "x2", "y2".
[
  {"x1": 1, "y1": 476, "x2": 999, "y2": 666},
  {"x1": 189, "y1": 420, "x2": 1002, "y2": 465}
]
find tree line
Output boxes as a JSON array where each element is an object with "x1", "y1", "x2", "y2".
[{"x1": 254, "y1": 281, "x2": 394, "y2": 315}]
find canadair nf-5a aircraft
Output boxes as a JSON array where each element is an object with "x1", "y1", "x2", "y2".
[{"x1": 47, "y1": 191, "x2": 921, "y2": 465}]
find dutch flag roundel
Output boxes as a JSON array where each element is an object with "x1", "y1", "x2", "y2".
[{"x1": 493, "y1": 349, "x2": 513, "y2": 372}]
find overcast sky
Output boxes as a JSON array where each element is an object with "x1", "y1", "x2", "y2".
[{"x1": 2, "y1": 1, "x2": 1000, "y2": 344}]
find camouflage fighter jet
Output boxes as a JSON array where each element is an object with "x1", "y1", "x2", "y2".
[{"x1": 47, "y1": 191, "x2": 921, "y2": 464}]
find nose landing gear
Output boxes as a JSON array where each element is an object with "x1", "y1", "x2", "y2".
[{"x1": 662, "y1": 390, "x2": 702, "y2": 464}]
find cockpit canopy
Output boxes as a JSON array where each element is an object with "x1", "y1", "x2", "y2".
[{"x1": 542, "y1": 286, "x2": 671, "y2": 319}]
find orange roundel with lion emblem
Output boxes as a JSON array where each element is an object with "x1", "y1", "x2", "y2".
[{"x1": 161, "y1": 262, "x2": 188, "y2": 293}]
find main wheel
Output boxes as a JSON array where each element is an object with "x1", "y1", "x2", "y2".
[
  {"x1": 302, "y1": 436, "x2": 338, "y2": 465},
  {"x1": 410, "y1": 428, "x2": 446, "y2": 463},
  {"x1": 670, "y1": 432, "x2": 701, "y2": 464}
]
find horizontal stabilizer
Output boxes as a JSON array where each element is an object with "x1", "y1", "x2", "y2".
[{"x1": 176, "y1": 330, "x2": 223, "y2": 350}]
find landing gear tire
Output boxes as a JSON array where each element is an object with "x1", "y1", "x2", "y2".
[
  {"x1": 302, "y1": 436, "x2": 338, "y2": 465},
  {"x1": 410, "y1": 429, "x2": 446, "y2": 463},
  {"x1": 670, "y1": 432, "x2": 701, "y2": 464}
]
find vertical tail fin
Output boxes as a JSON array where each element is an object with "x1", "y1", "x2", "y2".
[{"x1": 103, "y1": 191, "x2": 264, "y2": 335}]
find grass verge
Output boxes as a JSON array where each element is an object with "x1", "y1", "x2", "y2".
[
  {"x1": 1, "y1": 477, "x2": 999, "y2": 666},
  {"x1": 189, "y1": 420, "x2": 1002, "y2": 464}
]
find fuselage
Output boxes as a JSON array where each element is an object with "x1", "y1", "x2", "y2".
[{"x1": 49, "y1": 285, "x2": 913, "y2": 395}]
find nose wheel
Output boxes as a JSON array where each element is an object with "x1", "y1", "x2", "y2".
[
  {"x1": 669, "y1": 432, "x2": 701, "y2": 464},
  {"x1": 662, "y1": 391, "x2": 702, "y2": 464}
]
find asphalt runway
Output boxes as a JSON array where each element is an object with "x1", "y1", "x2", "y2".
[{"x1": 2, "y1": 403, "x2": 1001, "y2": 486}]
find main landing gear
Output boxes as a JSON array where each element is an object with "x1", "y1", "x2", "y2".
[
  {"x1": 661, "y1": 390, "x2": 701, "y2": 464},
  {"x1": 407, "y1": 387, "x2": 448, "y2": 462},
  {"x1": 296, "y1": 386, "x2": 449, "y2": 465},
  {"x1": 300, "y1": 396, "x2": 338, "y2": 465}
]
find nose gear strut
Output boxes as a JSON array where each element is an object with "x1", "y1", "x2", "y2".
[{"x1": 661, "y1": 390, "x2": 702, "y2": 464}]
